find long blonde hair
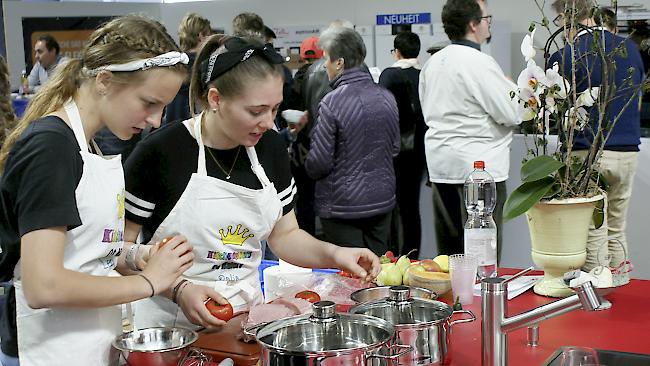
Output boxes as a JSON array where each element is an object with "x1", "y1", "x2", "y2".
[{"x1": 0, "y1": 15, "x2": 185, "y2": 170}]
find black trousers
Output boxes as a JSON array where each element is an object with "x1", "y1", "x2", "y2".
[
  {"x1": 391, "y1": 150, "x2": 424, "y2": 256},
  {"x1": 431, "y1": 181, "x2": 506, "y2": 260},
  {"x1": 320, "y1": 212, "x2": 392, "y2": 256}
]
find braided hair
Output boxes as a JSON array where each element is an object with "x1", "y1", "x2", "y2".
[{"x1": 0, "y1": 15, "x2": 185, "y2": 169}]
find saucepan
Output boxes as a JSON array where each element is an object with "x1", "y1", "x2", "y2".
[{"x1": 247, "y1": 301, "x2": 413, "y2": 365}]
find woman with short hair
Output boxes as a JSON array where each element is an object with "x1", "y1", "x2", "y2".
[{"x1": 305, "y1": 27, "x2": 400, "y2": 256}]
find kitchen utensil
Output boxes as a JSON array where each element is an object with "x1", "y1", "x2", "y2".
[
  {"x1": 350, "y1": 285, "x2": 436, "y2": 303},
  {"x1": 112, "y1": 327, "x2": 198, "y2": 366},
  {"x1": 253, "y1": 300, "x2": 412, "y2": 365},
  {"x1": 349, "y1": 286, "x2": 476, "y2": 365}
]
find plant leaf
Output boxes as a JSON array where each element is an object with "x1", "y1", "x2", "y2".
[
  {"x1": 592, "y1": 197, "x2": 605, "y2": 229},
  {"x1": 521, "y1": 155, "x2": 564, "y2": 182},
  {"x1": 503, "y1": 176, "x2": 556, "y2": 221}
]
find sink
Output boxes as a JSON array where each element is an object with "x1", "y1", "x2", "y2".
[{"x1": 542, "y1": 347, "x2": 650, "y2": 366}]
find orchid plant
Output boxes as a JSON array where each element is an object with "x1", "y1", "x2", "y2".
[{"x1": 503, "y1": 0, "x2": 648, "y2": 222}]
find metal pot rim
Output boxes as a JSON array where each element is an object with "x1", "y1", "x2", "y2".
[
  {"x1": 349, "y1": 298, "x2": 454, "y2": 327},
  {"x1": 112, "y1": 326, "x2": 198, "y2": 353}
]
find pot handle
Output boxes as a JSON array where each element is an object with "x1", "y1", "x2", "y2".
[
  {"x1": 368, "y1": 344, "x2": 413, "y2": 360},
  {"x1": 450, "y1": 309, "x2": 476, "y2": 326},
  {"x1": 242, "y1": 322, "x2": 268, "y2": 343}
]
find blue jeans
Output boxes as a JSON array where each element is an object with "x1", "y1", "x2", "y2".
[{"x1": 0, "y1": 352, "x2": 19, "y2": 366}]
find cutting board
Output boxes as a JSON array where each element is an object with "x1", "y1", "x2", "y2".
[{"x1": 193, "y1": 314, "x2": 261, "y2": 366}]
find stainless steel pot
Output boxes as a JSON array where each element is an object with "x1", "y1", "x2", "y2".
[
  {"x1": 112, "y1": 327, "x2": 198, "y2": 366},
  {"x1": 254, "y1": 301, "x2": 412, "y2": 366},
  {"x1": 349, "y1": 286, "x2": 475, "y2": 366},
  {"x1": 350, "y1": 286, "x2": 437, "y2": 303}
]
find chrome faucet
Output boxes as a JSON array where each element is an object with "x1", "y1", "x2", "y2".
[{"x1": 481, "y1": 267, "x2": 607, "y2": 366}]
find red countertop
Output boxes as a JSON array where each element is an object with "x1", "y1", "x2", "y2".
[
  {"x1": 203, "y1": 269, "x2": 650, "y2": 366},
  {"x1": 445, "y1": 269, "x2": 650, "y2": 365}
]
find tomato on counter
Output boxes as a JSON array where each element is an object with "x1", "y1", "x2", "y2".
[{"x1": 295, "y1": 290, "x2": 321, "y2": 303}]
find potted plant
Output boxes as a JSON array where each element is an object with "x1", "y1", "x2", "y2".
[{"x1": 503, "y1": 0, "x2": 647, "y2": 297}]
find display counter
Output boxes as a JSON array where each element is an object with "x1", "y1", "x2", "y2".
[{"x1": 200, "y1": 268, "x2": 649, "y2": 365}]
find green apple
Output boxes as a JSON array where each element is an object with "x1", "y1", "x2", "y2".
[{"x1": 433, "y1": 255, "x2": 449, "y2": 273}]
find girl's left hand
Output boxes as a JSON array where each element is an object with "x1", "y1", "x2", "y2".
[{"x1": 332, "y1": 247, "x2": 381, "y2": 282}]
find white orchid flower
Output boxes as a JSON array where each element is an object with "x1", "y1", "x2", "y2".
[
  {"x1": 543, "y1": 62, "x2": 568, "y2": 99},
  {"x1": 517, "y1": 59, "x2": 546, "y2": 92},
  {"x1": 517, "y1": 87, "x2": 539, "y2": 121},
  {"x1": 576, "y1": 87, "x2": 600, "y2": 107},
  {"x1": 564, "y1": 106, "x2": 590, "y2": 131},
  {"x1": 520, "y1": 28, "x2": 537, "y2": 61}
]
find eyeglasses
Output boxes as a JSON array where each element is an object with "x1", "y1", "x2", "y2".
[
  {"x1": 481, "y1": 15, "x2": 493, "y2": 25},
  {"x1": 552, "y1": 14, "x2": 564, "y2": 27}
]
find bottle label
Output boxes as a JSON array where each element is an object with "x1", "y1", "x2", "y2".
[{"x1": 464, "y1": 228, "x2": 497, "y2": 266}]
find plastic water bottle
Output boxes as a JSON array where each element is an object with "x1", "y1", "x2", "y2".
[
  {"x1": 464, "y1": 160, "x2": 497, "y2": 279},
  {"x1": 19, "y1": 70, "x2": 29, "y2": 95}
]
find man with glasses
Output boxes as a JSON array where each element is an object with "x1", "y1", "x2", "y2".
[{"x1": 419, "y1": 0, "x2": 520, "y2": 258}]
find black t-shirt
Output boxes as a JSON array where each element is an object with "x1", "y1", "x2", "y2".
[
  {"x1": 0, "y1": 116, "x2": 84, "y2": 357},
  {"x1": 124, "y1": 120, "x2": 296, "y2": 243}
]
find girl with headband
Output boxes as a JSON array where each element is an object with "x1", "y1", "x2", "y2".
[
  {"x1": 0, "y1": 16, "x2": 192, "y2": 366},
  {"x1": 123, "y1": 35, "x2": 381, "y2": 330}
]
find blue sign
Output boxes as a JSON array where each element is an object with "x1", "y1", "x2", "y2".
[{"x1": 376, "y1": 13, "x2": 431, "y2": 25}]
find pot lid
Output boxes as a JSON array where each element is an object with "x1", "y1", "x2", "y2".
[
  {"x1": 349, "y1": 286, "x2": 453, "y2": 327},
  {"x1": 255, "y1": 301, "x2": 394, "y2": 354}
]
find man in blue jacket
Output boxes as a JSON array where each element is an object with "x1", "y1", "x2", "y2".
[{"x1": 550, "y1": 0, "x2": 645, "y2": 282}]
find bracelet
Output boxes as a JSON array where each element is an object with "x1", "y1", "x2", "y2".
[
  {"x1": 137, "y1": 274, "x2": 155, "y2": 297},
  {"x1": 125, "y1": 244, "x2": 142, "y2": 272},
  {"x1": 174, "y1": 281, "x2": 191, "y2": 304},
  {"x1": 172, "y1": 279, "x2": 189, "y2": 304}
]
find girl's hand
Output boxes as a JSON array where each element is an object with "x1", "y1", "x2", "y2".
[
  {"x1": 176, "y1": 283, "x2": 229, "y2": 329},
  {"x1": 142, "y1": 235, "x2": 193, "y2": 294},
  {"x1": 332, "y1": 246, "x2": 381, "y2": 283}
]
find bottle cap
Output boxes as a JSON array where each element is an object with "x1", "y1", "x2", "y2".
[{"x1": 474, "y1": 160, "x2": 485, "y2": 169}]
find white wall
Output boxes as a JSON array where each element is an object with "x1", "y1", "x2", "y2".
[{"x1": 3, "y1": 1, "x2": 161, "y2": 87}]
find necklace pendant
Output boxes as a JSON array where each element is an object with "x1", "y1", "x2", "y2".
[{"x1": 226, "y1": 175, "x2": 231, "y2": 180}]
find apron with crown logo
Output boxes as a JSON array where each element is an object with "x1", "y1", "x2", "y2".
[{"x1": 133, "y1": 113, "x2": 282, "y2": 329}]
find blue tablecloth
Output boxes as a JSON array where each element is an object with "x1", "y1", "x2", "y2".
[{"x1": 11, "y1": 95, "x2": 30, "y2": 118}]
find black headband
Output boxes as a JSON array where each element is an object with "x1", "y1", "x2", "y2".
[{"x1": 200, "y1": 37, "x2": 284, "y2": 85}]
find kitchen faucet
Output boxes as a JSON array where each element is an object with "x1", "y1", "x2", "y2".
[{"x1": 481, "y1": 267, "x2": 608, "y2": 366}]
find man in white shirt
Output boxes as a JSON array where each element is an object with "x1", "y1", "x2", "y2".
[
  {"x1": 419, "y1": 0, "x2": 520, "y2": 257},
  {"x1": 27, "y1": 34, "x2": 67, "y2": 92}
]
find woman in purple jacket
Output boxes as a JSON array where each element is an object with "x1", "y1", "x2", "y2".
[{"x1": 305, "y1": 27, "x2": 400, "y2": 255}]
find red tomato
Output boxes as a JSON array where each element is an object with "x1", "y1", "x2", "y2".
[
  {"x1": 205, "y1": 299, "x2": 233, "y2": 321},
  {"x1": 295, "y1": 290, "x2": 321, "y2": 303},
  {"x1": 385, "y1": 250, "x2": 396, "y2": 260}
]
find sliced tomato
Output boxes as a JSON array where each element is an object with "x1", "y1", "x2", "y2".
[{"x1": 295, "y1": 290, "x2": 321, "y2": 303}]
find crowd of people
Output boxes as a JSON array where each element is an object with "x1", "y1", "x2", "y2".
[{"x1": 0, "y1": 0, "x2": 644, "y2": 365}]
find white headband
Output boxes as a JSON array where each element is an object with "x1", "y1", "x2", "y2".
[{"x1": 84, "y1": 51, "x2": 189, "y2": 75}]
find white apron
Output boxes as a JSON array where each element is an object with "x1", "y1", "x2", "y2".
[
  {"x1": 133, "y1": 113, "x2": 282, "y2": 329},
  {"x1": 14, "y1": 100, "x2": 125, "y2": 366}
]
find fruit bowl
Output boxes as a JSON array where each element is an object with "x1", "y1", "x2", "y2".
[{"x1": 408, "y1": 271, "x2": 452, "y2": 295}]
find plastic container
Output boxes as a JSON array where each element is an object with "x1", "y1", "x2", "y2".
[{"x1": 464, "y1": 160, "x2": 498, "y2": 279}]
